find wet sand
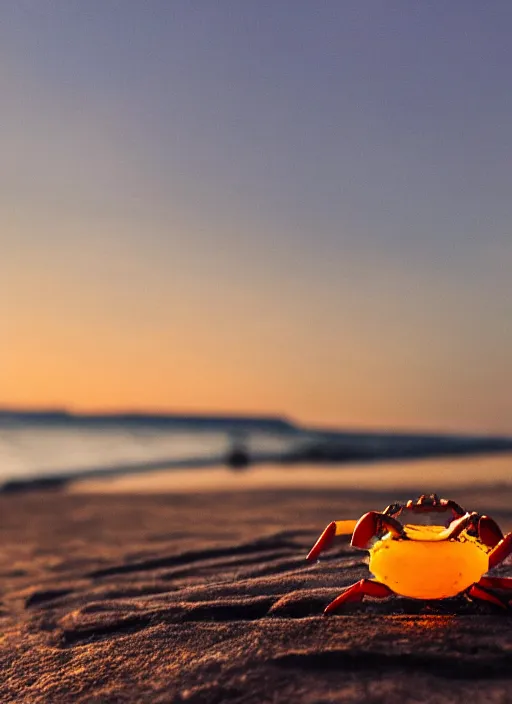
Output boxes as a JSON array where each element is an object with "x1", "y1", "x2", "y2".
[{"x1": 0, "y1": 488, "x2": 511, "y2": 703}]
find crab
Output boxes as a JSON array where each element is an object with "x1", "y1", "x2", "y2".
[{"x1": 306, "y1": 494, "x2": 512, "y2": 613}]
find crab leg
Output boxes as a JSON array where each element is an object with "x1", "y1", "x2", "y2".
[
  {"x1": 467, "y1": 583, "x2": 508, "y2": 609},
  {"x1": 411, "y1": 512, "x2": 482, "y2": 542},
  {"x1": 306, "y1": 520, "x2": 358, "y2": 561},
  {"x1": 477, "y1": 576, "x2": 512, "y2": 591},
  {"x1": 432, "y1": 512, "x2": 473, "y2": 541},
  {"x1": 324, "y1": 579, "x2": 393, "y2": 614},
  {"x1": 488, "y1": 532, "x2": 512, "y2": 569},
  {"x1": 444, "y1": 499, "x2": 466, "y2": 519}
]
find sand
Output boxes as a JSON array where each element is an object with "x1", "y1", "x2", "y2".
[{"x1": 0, "y1": 487, "x2": 511, "y2": 703}]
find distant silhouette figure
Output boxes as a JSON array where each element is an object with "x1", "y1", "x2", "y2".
[{"x1": 225, "y1": 432, "x2": 250, "y2": 471}]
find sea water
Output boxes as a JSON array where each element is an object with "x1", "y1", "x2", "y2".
[
  {"x1": 0, "y1": 416, "x2": 297, "y2": 482},
  {"x1": 0, "y1": 414, "x2": 511, "y2": 493}
]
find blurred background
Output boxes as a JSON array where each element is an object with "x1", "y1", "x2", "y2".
[{"x1": 2, "y1": 1, "x2": 512, "y2": 494}]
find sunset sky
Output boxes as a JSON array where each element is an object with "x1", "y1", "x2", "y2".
[{"x1": 2, "y1": 2, "x2": 512, "y2": 432}]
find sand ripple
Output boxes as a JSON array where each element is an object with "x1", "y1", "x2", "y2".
[{"x1": 1, "y1": 489, "x2": 511, "y2": 703}]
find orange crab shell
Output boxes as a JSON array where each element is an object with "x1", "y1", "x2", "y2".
[
  {"x1": 306, "y1": 495, "x2": 512, "y2": 612},
  {"x1": 368, "y1": 525, "x2": 490, "y2": 599}
]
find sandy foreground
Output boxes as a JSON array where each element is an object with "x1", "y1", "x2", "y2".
[{"x1": 0, "y1": 486, "x2": 511, "y2": 703}]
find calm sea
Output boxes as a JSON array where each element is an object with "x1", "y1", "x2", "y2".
[
  {"x1": 0, "y1": 417, "x2": 511, "y2": 495},
  {"x1": 0, "y1": 419, "x2": 293, "y2": 482}
]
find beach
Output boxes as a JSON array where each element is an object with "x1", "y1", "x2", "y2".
[
  {"x1": 1, "y1": 486, "x2": 511, "y2": 703},
  {"x1": 5, "y1": 3, "x2": 512, "y2": 701}
]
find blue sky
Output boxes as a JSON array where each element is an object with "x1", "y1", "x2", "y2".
[{"x1": 2, "y1": 2, "x2": 511, "y2": 431}]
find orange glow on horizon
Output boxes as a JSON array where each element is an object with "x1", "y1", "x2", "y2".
[
  {"x1": 4, "y1": 271, "x2": 512, "y2": 433},
  {"x1": 5, "y1": 294, "x2": 512, "y2": 433},
  {"x1": 3, "y1": 6, "x2": 512, "y2": 438}
]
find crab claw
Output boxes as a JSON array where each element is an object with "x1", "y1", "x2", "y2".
[
  {"x1": 306, "y1": 521, "x2": 337, "y2": 562},
  {"x1": 478, "y1": 516, "x2": 504, "y2": 548},
  {"x1": 352, "y1": 512, "x2": 405, "y2": 549},
  {"x1": 351, "y1": 512, "x2": 380, "y2": 549}
]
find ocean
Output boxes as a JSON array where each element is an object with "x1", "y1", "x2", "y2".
[
  {"x1": 1, "y1": 412, "x2": 511, "y2": 495},
  {"x1": 0, "y1": 413, "x2": 298, "y2": 484}
]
